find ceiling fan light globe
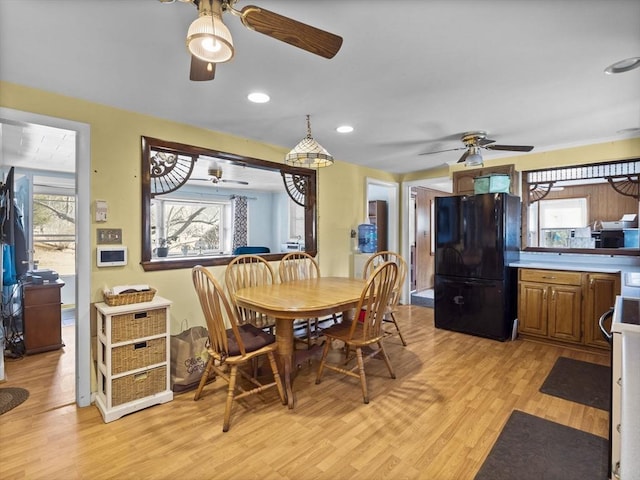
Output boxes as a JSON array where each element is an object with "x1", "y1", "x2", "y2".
[
  {"x1": 465, "y1": 152, "x2": 483, "y2": 167},
  {"x1": 187, "y1": 15, "x2": 234, "y2": 63}
]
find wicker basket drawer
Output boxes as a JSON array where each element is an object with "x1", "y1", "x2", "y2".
[
  {"x1": 110, "y1": 308, "x2": 166, "y2": 343},
  {"x1": 519, "y1": 268, "x2": 583, "y2": 285},
  {"x1": 111, "y1": 366, "x2": 167, "y2": 407},
  {"x1": 110, "y1": 338, "x2": 166, "y2": 375}
]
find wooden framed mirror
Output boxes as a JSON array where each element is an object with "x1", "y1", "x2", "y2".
[{"x1": 140, "y1": 136, "x2": 317, "y2": 271}]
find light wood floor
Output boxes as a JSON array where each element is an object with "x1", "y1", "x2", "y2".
[{"x1": 0, "y1": 307, "x2": 610, "y2": 480}]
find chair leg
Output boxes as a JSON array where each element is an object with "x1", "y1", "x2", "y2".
[
  {"x1": 194, "y1": 356, "x2": 214, "y2": 401},
  {"x1": 355, "y1": 347, "x2": 369, "y2": 404},
  {"x1": 315, "y1": 339, "x2": 332, "y2": 384},
  {"x1": 222, "y1": 365, "x2": 238, "y2": 432},
  {"x1": 266, "y1": 351, "x2": 287, "y2": 405},
  {"x1": 377, "y1": 340, "x2": 396, "y2": 379},
  {"x1": 389, "y1": 312, "x2": 407, "y2": 346}
]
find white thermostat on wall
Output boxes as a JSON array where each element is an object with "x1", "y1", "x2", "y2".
[{"x1": 97, "y1": 246, "x2": 128, "y2": 267}]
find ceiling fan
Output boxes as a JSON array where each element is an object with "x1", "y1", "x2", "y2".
[
  {"x1": 419, "y1": 131, "x2": 534, "y2": 166},
  {"x1": 159, "y1": 0, "x2": 343, "y2": 81},
  {"x1": 191, "y1": 163, "x2": 249, "y2": 185}
]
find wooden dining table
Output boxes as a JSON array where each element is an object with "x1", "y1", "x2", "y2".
[{"x1": 234, "y1": 276, "x2": 365, "y2": 408}]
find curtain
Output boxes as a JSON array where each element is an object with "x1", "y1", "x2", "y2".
[{"x1": 232, "y1": 196, "x2": 248, "y2": 252}]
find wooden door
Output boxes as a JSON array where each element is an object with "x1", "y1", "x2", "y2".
[
  {"x1": 518, "y1": 282, "x2": 548, "y2": 337},
  {"x1": 547, "y1": 284, "x2": 583, "y2": 344},
  {"x1": 584, "y1": 273, "x2": 620, "y2": 349},
  {"x1": 415, "y1": 187, "x2": 442, "y2": 291}
]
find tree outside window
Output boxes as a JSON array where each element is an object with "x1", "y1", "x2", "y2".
[
  {"x1": 33, "y1": 193, "x2": 75, "y2": 275},
  {"x1": 151, "y1": 199, "x2": 228, "y2": 257}
]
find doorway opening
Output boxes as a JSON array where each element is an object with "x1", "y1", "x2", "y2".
[
  {"x1": 0, "y1": 108, "x2": 91, "y2": 407},
  {"x1": 402, "y1": 177, "x2": 452, "y2": 307}
]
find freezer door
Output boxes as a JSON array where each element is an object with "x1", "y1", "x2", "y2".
[{"x1": 434, "y1": 275, "x2": 513, "y2": 341}]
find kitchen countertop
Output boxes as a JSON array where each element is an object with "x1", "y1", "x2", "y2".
[{"x1": 509, "y1": 261, "x2": 622, "y2": 274}]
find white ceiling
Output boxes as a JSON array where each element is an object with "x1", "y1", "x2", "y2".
[{"x1": 0, "y1": 0, "x2": 639, "y2": 175}]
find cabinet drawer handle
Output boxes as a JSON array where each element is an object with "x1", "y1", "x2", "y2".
[
  {"x1": 134, "y1": 312, "x2": 148, "y2": 319},
  {"x1": 134, "y1": 341, "x2": 148, "y2": 350},
  {"x1": 542, "y1": 275, "x2": 556, "y2": 279},
  {"x1": 133, "y1": 372, "x2": 148, "y2": 382}
]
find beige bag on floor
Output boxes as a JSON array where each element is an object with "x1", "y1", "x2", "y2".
[{"x1": 170, "y1": 324, "x2": 209, "y2": 393}]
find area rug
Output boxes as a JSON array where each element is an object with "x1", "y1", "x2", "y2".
[
  {"x1": 474, "y1": 410, "x2": 608, "y2": 480},
  {"x1": 0, "y1": 387, "x2": 29, "y2": 415},
  {"x1": 539, "y1": 356, "x2": 610, "y2": 410}
]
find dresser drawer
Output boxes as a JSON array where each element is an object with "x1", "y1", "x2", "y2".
[
  {"x1": 23, "y1": 284, "x2": 62, "y2": 306},
  {"x1": 106, "y1": 308, "x2": 167, "y2": 343},
  {"x1": 519, "y1": 268, "x2": 583, "y2": 285},
  {"x1": 110, "y1": 366, "x2": 167, "y2": 407},
  {"x1": 109, "y1": 337, "x2": 166, "y2": 375}
]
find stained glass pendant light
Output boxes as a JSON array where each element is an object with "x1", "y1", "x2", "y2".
[{"x1": 285, "y1": 115, "x2": 334, "y2": 168}]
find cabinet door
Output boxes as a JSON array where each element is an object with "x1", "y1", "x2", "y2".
[
  {"x1": 584, "y1": 273, "x2": 620, "y2": 348},
  {"x1": 547, "y1": 284, "x2": 582, "y2": 343},
  {"x1": 518, "y1": 282, "x2": 548, "y2": 336}
]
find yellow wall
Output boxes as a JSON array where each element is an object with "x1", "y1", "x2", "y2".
[
  {"x1": 0, "y1": 81, "x2": 396, "y2": 330},
  {"x1": 3, "y1": 81, "x2": 638, "y2": 330}
]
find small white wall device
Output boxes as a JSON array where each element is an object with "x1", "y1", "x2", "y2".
[{"x1": 97, "y1": 246, "x2": 128, "y2": 267}]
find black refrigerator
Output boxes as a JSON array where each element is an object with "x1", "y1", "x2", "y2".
[{"x1": 434, "y1": 193, "x2": 520, "y2": 341}]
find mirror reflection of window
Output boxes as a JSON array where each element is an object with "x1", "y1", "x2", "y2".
[
  {"x1": 289, "y1": 201, "x2": 305, "y2": 244},
  {"x1": 150, "y1": 198, "x2": 228, "y2": 258}
]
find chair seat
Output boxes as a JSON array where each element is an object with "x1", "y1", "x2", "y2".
[
  {"x1": 227, "y1": 324, "x2": 276, "y2": 356},
  {"x1": 322, "y1": 320, "x2": 382, "y2": 347}
]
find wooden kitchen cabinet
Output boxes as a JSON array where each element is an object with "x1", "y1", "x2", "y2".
[
  {"x1": 518, "y1": 282, "x2": 548, "y2": 336},
  {"x1": 22, "y1": 280, "x2": 65, "y2": 354},
  {"x1": 517, "y1": 269, "x2": 582, "y2": 345},
  {"x1": 517, "y1": 268, "x2": 619, "y2": 349},
  {"x1": 583, "y1": 272, "x2": 620, "y2": 349},
  {"x1": 546, "y1": 284, "x2": 582, "y2": 343}
]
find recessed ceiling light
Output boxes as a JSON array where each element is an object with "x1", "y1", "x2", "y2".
[
  {"x1": 604, "y1": 57, "x2": 640, "y2": 74},
  {"x1": 336, "y1": 125, "x2": 354, "y2": 133},
  {"x1": 247, "y1": 92, "x2": 270, "y2": 103}
]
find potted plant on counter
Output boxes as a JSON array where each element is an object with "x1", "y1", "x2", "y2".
[{"x1": 156, "y1": 238, "x2": 170, "y2": 257}]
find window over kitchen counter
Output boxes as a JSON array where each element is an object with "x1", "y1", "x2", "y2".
[{"x1": 523, "y1": 159, "x2": 640, "y2": 255}]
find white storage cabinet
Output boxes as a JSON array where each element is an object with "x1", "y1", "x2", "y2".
[{"x1": 95, "y1": 296, "x2": 173, "y2": 422}]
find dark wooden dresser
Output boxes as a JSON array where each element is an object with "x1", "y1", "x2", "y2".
[{"x1": 22, "y1": 279, "x2": 65, "y2": 354}]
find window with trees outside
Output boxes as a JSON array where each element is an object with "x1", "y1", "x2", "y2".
[{"x1": 33, "y1": 193, "x2": 75, "y2": 275}]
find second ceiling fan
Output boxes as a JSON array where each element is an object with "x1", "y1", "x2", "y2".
[
  {"x1": 420, "y1": 131, "x2": 534, "y2": 166},
  {"x1": 161, "y1": 0, "x2": 343, "y2": 81}
]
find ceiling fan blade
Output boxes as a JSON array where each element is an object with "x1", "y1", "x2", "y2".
[
  {"x1": 484, "y1": 144, "x2": 534, "y2": 152},
  {"x1": 239, "y1": 5, "x2": 343, "y2": 59},
  {"x1": 457, "y1": 150, "x2": 471, "y2": 163},
  {"x1": 221, "y1": 179, "x2": 249, "y2": 185},
  {"x1": 418, "y1": 146, "x2": 466, "y2": 156},
  {"x1": 189, "y1": 55, "x2": 215, "y2": 81},
  {"x1": 477, "y1": 137, "x2": 496, "y2": 146}
]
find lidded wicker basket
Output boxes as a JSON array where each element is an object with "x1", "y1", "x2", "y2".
[{"x1": 103, "y1": 288, "x2": 156, "y2": 306}]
